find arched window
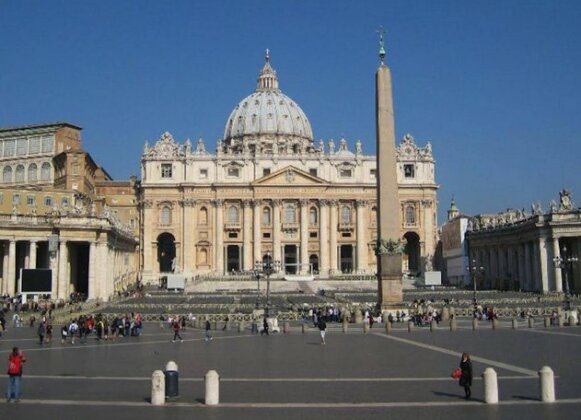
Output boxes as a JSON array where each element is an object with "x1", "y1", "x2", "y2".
[
  {"x1": 2, "y1": 166, "x2": 12, "y2": 183},
  {"x1": 160, "y1": 206, "x2": 171, "y2": 225},
  {"x1": 15, "y1": 165, "x2": 25, "y2": 183},
  {"x1": 309, "y1": 207, "x2": 318, "y2": 225},
  {"x1": 405, "y1": 205, "x2": 415, "y2": 225},
  {"x1": 199, "y1": 248, "x2": 208, "y2": 264},
  {"x1": 228, "y1": 205, "x2": 239, "y2": 223},
  {"x1": 284, "y1": 203, "x2": 296, "y2": 223},
  {"x1": 262, "y1": 207, "x2": 271, "y2": 225},
  {"x1": 341, "y1": 206, "x2": 351, "y2": 224},
  {"x1": 28, "y1": 163, "x2": 37, "y2": 182},
  {"x1": 199, "y1": 207, "x2": 208, "y2": 225},
  {"x1": 40, "y1": 162, "x2": 51, "y2": 181}
]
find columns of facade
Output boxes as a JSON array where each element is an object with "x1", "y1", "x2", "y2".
[
  {"x1": 88, "y1": 241, "x2": 98, "y2": 300},
  {"x1": 214, "y1": 199, "x2": 224, "y2": 274},
  {"x1": 7, "y1": 240, "x2": 16, "y2": 296},
  {"x1": 29, "y1": 241, "x2": 37, "y2": 269},
  {"x1": 329, "y1": 200, "x2": 338, "y2": 274},
  {"x1": 538, "y1": 237, "x2": 550, "y2": 293},
  {"x1": 1, "y1": 244, "x2": 8, "y2": 295},
  {"x1": 300, "y1": 199, "x2": 310, "y2": 274},
  {"x1": 100, "y1": 242, "x2": 111, "y2": 299},
  {"x1": 356, "y1": 200, "x2": 368, "y2": 273},
  {"x1": 531, "y1": 240, "x2": 541, "y2": 292},
  {"x1": 319, "y1": 200, "x2": 329, "y2": 277},
  {"x1": 272, "y1": 200, "x2": 282, "y2": 264},
  {"x1": 524, "y1": 242, "x2": 532, "y2": 291},
  {"x1": 243, "y1": 200, "x2": 253, "y2": 271},
  {"x1": 57, "y1": 240, "x2": 68, "y2": 300},
  {"x1": 552, "y1": 238, "x2": 563, "y2": 292},
  {"x1": 142, "y1": 201, "x2": 153, "y2": 275},
  {"x1": 182, "y1": 199, "x2": 197, "y2": 273},
  {"x1": 253, "y1": 199, "x2": 262, "y2": 266}
]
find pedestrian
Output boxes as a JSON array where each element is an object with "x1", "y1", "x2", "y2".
[
  {"x1": 317, "y1": 317, "x2": 327, "y2": 345},
  {"x1": 171, "y1": 317, "x2": 183, "y2": 343},
  {"x1": 37, "y1": 322, "x2": 46, "y2": 345},
  {"x1": 459, "y1": 352, "x2": 473, "y2": 399},
  {"x1": 45, "y1": 323, "x2": 53, "y2": 343},
  {"x1": 222, "y1": 316, "x2": 229, "y2": 331},
  {"x1": 261, "y1": 317, "x2": 269, "y2": 336},
  {"x1": 6, "y1": 346, "x2": 27, "y2": 402},
  {"x1": 205, "y1": 319, "x2": 213, "y2": 341}
]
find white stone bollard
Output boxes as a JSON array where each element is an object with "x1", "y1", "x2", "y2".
[
  {"x1": 205, "y1": 370, "x2": 220, "y2": 405},
  {"x1": 482, "y1": 367, "x2": 499, "y2": 404},
  {"x1": 528, "y1": 317, "x2": 534, "y2": 328},
  {"x1": 283, "y1": 322, "x2": 290, "y2": 334},
  {"x1": 151, "y1": 370, "x2": 165, "y2": 406},
  {"x1": 492, "y1": 318, "x2": 499, "y2": 330},
  {"x1": 512, "y1": 318, "x2": 518, "y2": 329},
  {"x1": 407, "y1": 320, "x2": 413, "y2": 333},
  {"x1": 568, "y1": 315, "x2": 576, "y2": 327},
  {"x1": 430, "y1": 320, "x2": 437, "y2": 332},
  {"x1": 472, "y1": 318, "x2": 478, "y2": 331},
  {"x1": 450, "y1": 318, "x2": 457, "y2": 332},
  {"x1": 342, "y1": 321, "x2": 348, "y2": 334},
  {"x1": 238, "y1": 321, "x2": 245, "y2": 333},
  {"x1": 363, "y1": 322, "x2": 369, "y2": 333},
  {"x1": 538, "y1": 366, "x2": 555, "y2": 402},
  {"x1": 442, "y1": 307, "x2": 450, "y2": 321},
  {"x1": 385, "y1": 321, "x2": 392, "y2": 334}
]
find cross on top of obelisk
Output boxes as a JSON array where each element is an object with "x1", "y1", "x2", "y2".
[{"x1": 376, "y1": 26, "x2": 386, "y2": 64}]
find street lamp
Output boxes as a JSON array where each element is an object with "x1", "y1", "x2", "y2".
[
  {"x1": 254, "y1": 250, "x2": 281, "y2": 318},
  {"x1": 468, "y1": 258, "x2": 485, "y2": 315},
  {"x1": 553, "y1": 245, "x2": 578, "y2": 311}
]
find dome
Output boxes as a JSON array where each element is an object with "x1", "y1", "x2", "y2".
[{"x1": 223, "y1": 50, "x2": 314, "y2": 151}]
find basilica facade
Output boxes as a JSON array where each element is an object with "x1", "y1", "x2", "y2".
[{"x1": 139, "y1": 53, "x2": 438, "y2": 283}]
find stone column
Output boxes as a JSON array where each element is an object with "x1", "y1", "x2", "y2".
[
  {"x1": 319, "y1": 200, "x2": 329, "y2": 277},
  {"x1": 7, "y1": 240, "x2": 16, "y2": 296},
  {"x1": 532, "y1": 240, "x2": 541, "y2": 292},
  {"x1": 57, "y1": 240, "x2": 68, "y2": 300},
  {"x1": 88, "y1": 241, "x2": 97, "y2": 300},
  {"x1": 214, "y1": 199, "x2": 224, "y2": 274},
  {"x1": 356, "y1": 200, "x2": 368, "y2": 273},
  {"x1": 243, "y1": 200, "x2": 253, "y2": 271},
  {"x1": 142, "y1": 200, "x2": 154, "y2": 275},
  {"x1": 100, "y1": 242, "x2": 111, "y2": 299},
  {"x1": 29, "y1": 241, "x2": 37, "y2": 269},
  {"x1": 253, "y1": 199, "x2": 262, "y2": 266},
  {"x1": 300, "y1": 199, "x2": 309, "y2": 274},
  {"x1": 329, "y1": 200, "x2": 338, "y2": 274},
  {"x1": 272, "y1": 200, "x2": 282, "y2": 264},
  {"x1": 524, "y1": 242, "x2": 532, "y2": 291},
  {"x1": 553, "y1": 238, "x2": 563, "y2": 292},
  {"x1": 182, "y1": 199, "x2": 197, "y2": 273},
  {"x1": 1, "y1": 244, "x2": 8, "y2": 295}
]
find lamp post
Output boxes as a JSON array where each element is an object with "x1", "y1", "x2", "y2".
[
  {"x1": 254, "y1": 250, "x2": 281, "y2": 318},
  {"x1": 553, "y1": 245, "x2": 578, "y2": 311},
  {"x1": 468, "y1": 258, "x2": 485, "y2": 315}
]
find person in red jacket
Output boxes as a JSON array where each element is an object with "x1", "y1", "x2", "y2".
[{"x1": 6, "y1": 347, "x2": 27, "y2": 402}]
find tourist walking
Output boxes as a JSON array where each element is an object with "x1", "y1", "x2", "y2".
[
  {"x1": 261, "y1": 317, "x2": 269, "y2": 336},
  {"x1": 205, "y1": 320, "x2": 213, "y2": 341},
  {"x1": 171, "y1": 318, "x2": 183, "y2": 343},
  {"x1": 459, "y1": 352, "x2": 473, "y2": 399},
  {"x1": 37, "y1": 322, "x2": 46, "y2": 345},
  {"x1": 6, "y1": 346, "x2": 27, "y2": 402},
  {"x1": 318, "y1": 318, "x2": 327, "y2": 345}
]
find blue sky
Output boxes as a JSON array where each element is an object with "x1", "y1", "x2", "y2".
[{"x1": 1, "y1": 1, "x2": 580, "y2": 223}]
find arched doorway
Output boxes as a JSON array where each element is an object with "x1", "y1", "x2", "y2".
[
  {"x1": 404, "y1": 232, "x2": 421, "y2": 274},
  {"x1": 157, "y1": 233, "x2": 176, "y2": 273},
  {"x1": 309, "y1": 254, "x2": 319, "y2": 274}
]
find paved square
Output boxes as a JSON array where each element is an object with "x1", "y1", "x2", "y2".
[{"x1": 1, "y1": 320, "x2": 580, "y2": 419}]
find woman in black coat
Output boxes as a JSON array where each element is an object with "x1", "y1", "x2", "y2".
[{"x1": 459, "y1": 352, "x2": 473, "y2": 399}]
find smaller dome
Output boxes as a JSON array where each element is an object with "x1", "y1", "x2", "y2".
[{"x1": 223, "y1": 50, "x2": 313, "y2": 149}]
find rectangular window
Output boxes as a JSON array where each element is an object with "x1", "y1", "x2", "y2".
[
  {"x1": 228, "y1": 232, "x2": 238, "y2": 239},
  {"x1": 309, "y1": 231, "x2": 318, "y2": 238},
  {"x1": 263, "y1": 168, "x2": 271, "y2": 176},
  {"x1": 161, "y1": 163, "x2": 172, "y2": 178},
  {"x1": 200, "y1": 168, "x2": 208, "y2": 179},
  {"x1": 370, "y1": 169, "x2": 377, "y2": 179},
  {"x1": 72, "y1": 164, "x2": 80, "y2": 175},
  {"x1": 339, "y1": 168, "x2": 352, "y2": 178},
  {"x1": 4, "y1": 139, "x2": 15, "y2": 157},
  {"x1": 16, "y1": 138, "x2": 28, "y2": 156},
  {"x1": 227, "y1": 167, "x2": 240, "y2": 178},
  {"x1": 61, "y1": 197, "x2": 69, "y2": 207},
  {"x1": 41, "y1": 135, "x2": 54, "y2": 153},
  {"x1": 27, "y1": 195, "x2": 35, "y2": 206},
  {"x1": 262, "y1": 232, "x2": 271, "y2": 239},
  {"x1": 342, "y1": 232, "x2": 352, "y2": 238},
  {"x1": 404, "y1": 164, "x2": 415, "y2": 178},
  {"x1": 44, "y1": 196, "x2": 53, "y2": 207},
  {"x1": 12, "y1": 193, "x2": 20, "y2": 206},
  {"x1": 309, "y1": 168, "x2": 318, "y2": 177},
  {"x1": 29, "y1": 136, "x2": 41, "y2": 154}
]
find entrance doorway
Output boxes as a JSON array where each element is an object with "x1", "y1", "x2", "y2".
[
  {"x1": 284, "y1": 245, "x2": 298, "y2": 274},
  {"x1": 340, "y1": 245, "x2": 354, "y2": 273},
  {"x1": 157, "y1": 233, "x2": 176, "y2": 273},
  {"x1": 309, "y1": 254, "x2": 319, "y2": 274},
  {"x1": 226, "y1": 245, "x2": 241, "y2": 273},
  {"x1": 404, "y1": 232, "x2": 421, "y2": 274},
  {"x1": 69, "y1": 242, "x2": 90, "y2": 296}
]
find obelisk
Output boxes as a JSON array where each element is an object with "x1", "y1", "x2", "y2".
[{"x1": 375, "y1": 28, "x2": 403, "y2": 307}]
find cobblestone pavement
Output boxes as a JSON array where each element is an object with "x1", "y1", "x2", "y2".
[{"x1": 0, "y1": 319, "x2": 580, "y2": 419}]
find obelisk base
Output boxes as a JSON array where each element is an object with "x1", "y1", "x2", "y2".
[{"x1": 378, "y1": 254, "x2": 403, "y2": 308}]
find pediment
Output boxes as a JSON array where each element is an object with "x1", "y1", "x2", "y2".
[{"x1": 252, "y1": 166, "x2": 327, "y2": 186}]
